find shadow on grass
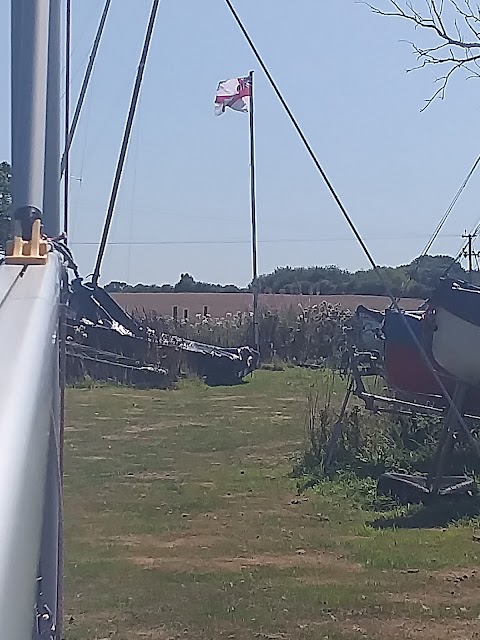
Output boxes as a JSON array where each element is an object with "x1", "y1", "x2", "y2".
[
  {"x1": 371, "y1": 496, "x2": 480, "y2": 529},
  {"x1": 204, "y1": 377, "x2": 249, "y2": 387}
]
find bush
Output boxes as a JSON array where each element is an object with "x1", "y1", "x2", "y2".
[
  {"x1": 294, "y1": 380, "x2": 480, "y2": 481},
  {"x1": 134, "y1": 302, "x2": 351, "y2": 365}
]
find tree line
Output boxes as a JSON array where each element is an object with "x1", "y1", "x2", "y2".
[
  {"x1": 253, "y1": 256, "x2": 470, "y2": 298},
  {"x1": 107, "y1": 256, "x2": 471, "y2": 299},
  {"x1": 105, "y1": 272, "x2": 245, "y2": 294}
]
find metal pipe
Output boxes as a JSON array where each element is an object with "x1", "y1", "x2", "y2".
[
  {"x1": 60, "y1": 0, "x2": 112, "y2": 177},
  {"x1": 11, "y1": 0, "x2": 50, "y2": 213},
  {"x1": 43, "y1": 0, "x2": 61, "y2": 236},
  {"x1": 92, "y1": 0, "x2": 161, "y2": 286},
  {"x1": 248, "y1": 70, "x2": 260, "y2": 353}
]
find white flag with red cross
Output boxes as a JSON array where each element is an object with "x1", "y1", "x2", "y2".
[{"x1": 214, "y1": 76, "x2": 251, "y2": 116}]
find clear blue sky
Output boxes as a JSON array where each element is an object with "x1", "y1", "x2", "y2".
[{"x1": 1, "y1": 0, "x2": 480, "y2": 286}]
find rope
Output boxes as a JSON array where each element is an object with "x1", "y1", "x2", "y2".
[{"x1": 222, "y1": 0, "x2": 480, "y2": 457}]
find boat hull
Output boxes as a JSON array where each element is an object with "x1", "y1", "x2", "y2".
[
  {"x1": 382, "y1": 310, "x2": 451, "y2": 396},
  {"x1": 432, "y1": 306, "x2": 480, "y2": 387}
]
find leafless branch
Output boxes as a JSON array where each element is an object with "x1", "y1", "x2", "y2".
[{"x1": 361, "y1": 0, "x2": 480, "y2": 107}]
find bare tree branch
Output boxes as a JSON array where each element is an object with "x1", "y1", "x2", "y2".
[{"x1": 362, "y1": 0, "x2": 480, "y2": 107}]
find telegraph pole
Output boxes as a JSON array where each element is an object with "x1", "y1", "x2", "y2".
[{"x1": 462, "y1": 232, "x2": 477, "y2": 281}]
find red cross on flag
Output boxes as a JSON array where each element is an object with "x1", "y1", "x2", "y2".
[{"x1": 214, "y1": 76, "x2": 251, "y2": 116}]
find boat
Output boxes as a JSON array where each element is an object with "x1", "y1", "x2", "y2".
[
  {"x1": 430, "y1": 278, "x2": 480, "y2": 388},
  {"x1": 352, "y1": 303, "x2": 480, "y2": 413},
  {"x1": 67, "y1": 277, "x2": 258, "y2": 386},
  {"x1": 354, "y1": 304, "x2": 385, "y2": 355},
  {"x1": 382, "y1": 308, "x2": 450, "y2": 396}
]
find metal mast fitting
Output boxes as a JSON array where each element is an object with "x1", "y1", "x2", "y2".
[{"x1": 5, "y1": 207, "x2": 48, "y2": 265}]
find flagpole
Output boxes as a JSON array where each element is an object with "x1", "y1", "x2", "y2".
[{"x1": 249, "y1": 70, "x2": 260, "y2": 354}]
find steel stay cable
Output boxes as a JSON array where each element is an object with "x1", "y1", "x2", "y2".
[
  {"x1": 421, "y1": 152, "x2": 480, "y2": 257},
  {"x1": 223, "y1": 0, "x2": 480, "y2": 456}
]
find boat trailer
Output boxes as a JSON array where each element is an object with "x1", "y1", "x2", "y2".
[{"x1": 333, "y1": 296, "x2": 480, "y2": 501}]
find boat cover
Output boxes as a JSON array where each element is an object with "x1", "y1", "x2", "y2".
[{"x1": 430, "y1": 278, "x2": 480, "y2": 327}]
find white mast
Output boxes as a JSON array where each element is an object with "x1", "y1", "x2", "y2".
[
  {"x1": 11, "y1": 0, "x2": 50, "y2": 216},
  {"x1": 1, "y1": 2, "x2": 65, "y2": 639}
]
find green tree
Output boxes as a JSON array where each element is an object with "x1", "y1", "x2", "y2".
[
  {"x1": 0, "y1": 161, "x2": 12, "y2": 252},
  {"x1": 256, "y1": 257, "x2": 468, "y2": 298}
]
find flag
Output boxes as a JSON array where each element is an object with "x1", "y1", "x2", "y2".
[{"x1": 214, "y1": 76, "x2": 251, "y2": 116}]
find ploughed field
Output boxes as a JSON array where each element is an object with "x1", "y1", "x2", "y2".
[{"x1": 64, "y1": 369, "x2": 480, "y2": 640}]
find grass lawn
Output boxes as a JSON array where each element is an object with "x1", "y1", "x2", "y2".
[{"x1": 64, "y1": 368, "x2": 480, "y2": 640}]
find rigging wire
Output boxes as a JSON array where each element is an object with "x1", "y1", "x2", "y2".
[
  {"x1": 61, "y1": 0, "x2": 112, "y2": 177},
  {"x1": 127, "y1": 92, "x2": 142, "y2": 282},
  {"x1": 421, "y1": 153, "x2": 480, "y2": 256},
  {"x1": 92, "y1": 0, "x2": 161, "y2": 286},
  {"x1": 223, "y1": 0, "x2": 379, "y2": 278},
  {"x1": 222, "y1": 0, "x2": 480, "y2": 455},
  {"x1": 69, "y1": 70, "x2": 93, "y2": 242},
  {"x1": 62, "y1": 0, "x2": 104, "y2": 67}
]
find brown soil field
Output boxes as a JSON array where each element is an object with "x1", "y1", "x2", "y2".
[{"x1": 112, "y1": 292, "x2": 424, "y2": 319}]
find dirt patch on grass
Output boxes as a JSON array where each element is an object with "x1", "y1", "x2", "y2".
[
  {"x1": 129, "y1": 551, "x2": 362, "y2": 573},
  {"x1": 65, "y1": 425, "x2": 91, "y2": 431},
  {"x1": 210, "y1": 396, "x2": 249, "y2": 402},
  {"x1": 123, "y1": 471, "x2": 187, "y2": 481},
  {"x1": 386, "y1": 568, "x2": 480, "y2": 608},
  {"x1": 131, "y1": 629, "x2": 175, "y2": 639},
  {"x1": 114, "y1": 533, "x2": 226, "y2": 550},
  {"x1": 125, "y1": 426, "x2": 158, "y2": 434},
  {"x1": 430, "y1": 568, "x2": 478, "y2": 582},
  {"x1": 111, "y1": 393, "x2": 151, "y2": 399},
  {"x1": 232, "y1": 405, "x2": 258, "y2": 410},
  {"x1": 101, "y1": 434, "x2": 135, "y2": 442},
  {"x1": 345, "y1": 617, "x2": 480, "y2": 639}
]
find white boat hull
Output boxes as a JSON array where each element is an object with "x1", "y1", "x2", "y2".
[{"x1": 432, "y1": 307, "x2": 480, "y2": 387}]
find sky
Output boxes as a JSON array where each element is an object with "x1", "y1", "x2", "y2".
[{"x1": 1, "y1": 0, "x2": 480, "y2": 287}]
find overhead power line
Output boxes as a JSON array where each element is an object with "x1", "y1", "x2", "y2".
[
  {"x1": 421, "y1": 152, "x2": 480, "y2": 256},
  {"x1": 70, "y1": 233, "x2": 461, "y2": 247}
]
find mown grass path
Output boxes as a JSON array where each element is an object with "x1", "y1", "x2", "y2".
[{"x1": 65, "y1": 369, "x2": 480, "y2": 640}]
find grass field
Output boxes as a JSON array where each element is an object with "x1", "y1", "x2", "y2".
[{"x1": 64, "y1": 369, "x2": 480, "y2": 640}]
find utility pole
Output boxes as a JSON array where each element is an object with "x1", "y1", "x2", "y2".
[{"x1": 462, "y1": 232, "x2": 477, "y2": 282}]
